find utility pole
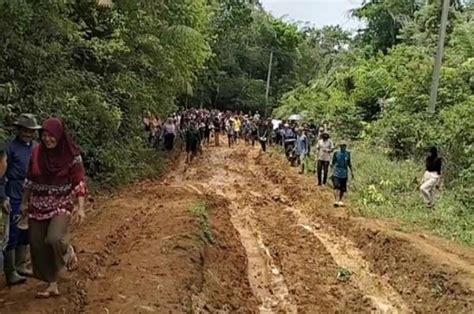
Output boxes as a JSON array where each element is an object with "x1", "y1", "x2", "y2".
[
  {"x1": 265, "y1": 49, "x2": 274, "y2": 117},
  {"x1": 428, "y1": 0, "x2": 450, "y2": 114}
]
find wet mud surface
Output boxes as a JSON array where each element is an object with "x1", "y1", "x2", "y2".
[{"x1": 0, "y1": 144, "x2": 473, "y2": 313}]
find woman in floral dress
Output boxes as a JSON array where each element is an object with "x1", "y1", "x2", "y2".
[{"x1": 21, "y1": 118, "x2": 86, "y2": 298}]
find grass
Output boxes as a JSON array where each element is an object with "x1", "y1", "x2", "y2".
[
  {"x1": 348, "y1": 143, "x2": 474, "y2": 246},
  {"x1": 190, "y1": 201, "x2": 215, "y2": 245},
  {"x1": 337, "y1": 268, "x2": 353, "y2": 282},
  {"x1": 291, "y1": 140, "x2": 473, "y2": 246}
]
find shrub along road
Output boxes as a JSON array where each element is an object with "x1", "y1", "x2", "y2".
[{"x1": 1, "y1": 144, "x2": 473, "y2": 313}]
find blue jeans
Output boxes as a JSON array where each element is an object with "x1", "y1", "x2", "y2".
[{"x1": 5, "y1": 198, "x2": 29, "y2": 251}]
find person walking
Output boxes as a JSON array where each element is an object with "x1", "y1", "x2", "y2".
[
  {"x1": 226, "y1": 119, "x2": 235, "y2": 148},
  {"x1": 420, "y1": 147, "x2": 442, "y2": 209},
  {"x1": 185, "y1": 122, "x2": 201, "y2": 164},
  {"x1": 296, "y1": 128, "x2": 309, "y2": 174},
  {"x1": 204, "y1": 119, "x2": 211, "y2": 146},
  {"x1": 213, "y1": 116, "x2": 221, "y2": 147},
  {"x1": 331, "y1": 141, "x2": 353, "y2": 207},
  {"x1": 233, "y1": 116, "x2": 241, "y2": 143},
  {"x1": 282, "y1": 124, "x2": 296, "y2": 158},
  {"x1": 316, "y1": 132, "x2": 334, "y2": 186},
  {"x1": 163, "y1": 118, "x2": 176, "y2": 151},
  {"x1": 250, "y1": 120, "x2": 258, "y2": 147},
  {"x1": 0, "y1": 114, "x2": 41, "y2": 286},
  {"x1": 198, "y1": 120, "x2": 206, "y2": 145},
  {"x1": 22, "y1": 118, "x2": 87, "y2": 298},
  {"x1": 257, "y1": 121, "x2": 269, "y2": 152}
]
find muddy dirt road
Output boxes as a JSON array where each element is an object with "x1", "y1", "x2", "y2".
[{"x1": 1, "y1": 144, "x2": 473, "y2": 313}]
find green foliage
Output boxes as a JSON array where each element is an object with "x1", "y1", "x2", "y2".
[
  {"x1": 0, "y1": 0, "x2": 212, "y2": 185},
  {"x1": 276, "y1": 0, "x2": 473, "y2": 242},
  {"x1": 350, "y1": 144, "x2": 474, "y2": 245},
  {"x1": 352, "y1": 0, "x2": 420, "y2": 54},
  {"x1": 190, "y1": 201, "x2": 215, "y2": 245},
  {"x1": 189, "y1": 1, "x2": 302, "y2": 113},
  {"x1": 295, "y1": 26, "x2": 353, "y2": 85}
]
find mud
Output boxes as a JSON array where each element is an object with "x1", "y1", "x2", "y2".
[{"x1": 0, "y1": 143, "x2": 473, "y2": 313}]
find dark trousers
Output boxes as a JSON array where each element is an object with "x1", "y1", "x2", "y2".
[
  {"x1": 317, "y1": 160, "x2": 330, "y2": 185},
  {"x1": 260, "y1": 140, "x2": 266, "y2": 152},
  {"x1": 6, "y1": 198, "x2": 29, "y2": 251},
  {"x1": 164, "y1": 133, "x2": 175, "y2": 151}
]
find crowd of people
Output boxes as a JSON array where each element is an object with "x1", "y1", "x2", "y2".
[
  {"x1": 142, "y1": 108, "x2": 442, "y2": 210},
  {"x1": 0, "y1": 109, "x2": 442, "y2": 300},
  {"x1": 142, "y1": 108, "x2": 355, "y2": 207}
]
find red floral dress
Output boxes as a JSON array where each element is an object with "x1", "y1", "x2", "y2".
[{"x1": 26, "y1": 146, "x2": 87, "y2": 220}]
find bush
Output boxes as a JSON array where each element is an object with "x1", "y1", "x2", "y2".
[
  {"x1": 0, "y1": 0, "x2": 212, "y2": 186},
  {"x1": 350, "y1": 143, "x2": 474, "y2": 245}
]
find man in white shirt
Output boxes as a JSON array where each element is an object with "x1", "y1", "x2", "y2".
[{"x1": 316, "y1": 132, "x2": 333, "y2": 186}]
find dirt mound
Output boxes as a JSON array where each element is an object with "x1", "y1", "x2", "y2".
[
  {"x1": 352, "y1": 229, "x2": 474, "y2": 313},
  {"x1": 193, "y1": 195, "x2": 258, "y2": 312}
]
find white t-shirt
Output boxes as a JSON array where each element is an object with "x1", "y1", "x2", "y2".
[{"x1": 316, "y1": 139, "x2": 334, "y2": 161}]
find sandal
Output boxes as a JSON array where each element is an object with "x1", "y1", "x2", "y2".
[
  {"x1": 36, "y1": 290, "x2": 60, "y2": 299},
  {"x1": 36, "y1": 284, "x2": 60, "y2": 299},
  {"x1": 65, "y1": 245, "x2": 79, "y2": 272}
]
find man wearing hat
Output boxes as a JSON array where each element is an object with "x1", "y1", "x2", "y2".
[
  {"x1": 331, "y1": 141, "x2": 354, "y2": 207},
  {"x1": 0, "y1": 114, "x2": 40, "y2": 285}
]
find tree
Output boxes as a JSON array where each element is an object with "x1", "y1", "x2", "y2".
[
  {"x1": 188, "y1": 0, "x2": 301, "y2": 113},
  {"x1": 0, "y1": 0, "x2": 212, "y2": 184},
  {"x1": 352, "y1": 0, "x2": 421, "y2": 54}
]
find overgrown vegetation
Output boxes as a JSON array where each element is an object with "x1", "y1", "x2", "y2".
[
  {"x1": 187, "y1": 1, "x2": 303, "y2": 113},
  {"x1": 0, "y1": 0, "x2": 212, "y2": 185},
  {"x1": 274, "y1": 0, "x2": 473, "y2": 244},
  {"x1": 190, "y1": 201, "x2": 215, "y2": 245},
  {"x1": 1, "y1": 1, "x2": 472, "y2": 243},
  {"x1": 0, "y1": 0, "x2": 305, "y2": 184},
  {"x1": 350, "y1": 144, "x2": 474, "y2": 245}
]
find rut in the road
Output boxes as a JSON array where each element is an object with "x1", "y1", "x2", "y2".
[
  {"x1": 1, "y1": 143, "x2": 473, "y2": 314},
  {"x1": 191, "y1": 148, "x2": 375, "y2": 313},
  {"x1": 256, "y1": 147, "x2": 474, "y2": 314}
]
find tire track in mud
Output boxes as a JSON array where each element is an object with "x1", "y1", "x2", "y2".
[
  {"x1": 67, "y1": 187, "x2": 207, "y2": 313},
  {"x1": 228, "y1": 203, "x2": 297, "y2": 313},
  {"x1": 198, "y1": 148, "x2": 375, "y2": 312},
  {"x1": 283, "y1": 205, "x2": 410, "y2": 313},
  {"x1": 254, "y1": 147, "x2": 474, "y2": 313},
  {"x1": 191, "y1": 152, "x2": 298, "y2": 313},
  {"x1": 231, "y1": 148, "x2": 409, "y2": 313},
  {"x1": 1, "y1": 143, "x2": 473, "y2": 313}
]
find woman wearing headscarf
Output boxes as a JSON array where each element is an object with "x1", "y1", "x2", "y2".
[{"x1": 21, "y1": 118, "x2": 87, "y2": 298}]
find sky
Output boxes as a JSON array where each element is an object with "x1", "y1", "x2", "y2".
[{"x1": 260, "y1": 0, "x2": 364, "y2": 31}]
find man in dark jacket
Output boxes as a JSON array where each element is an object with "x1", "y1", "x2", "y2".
[{"x1": 0, "y1": 114, "x2": 41, "y2": 286}]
